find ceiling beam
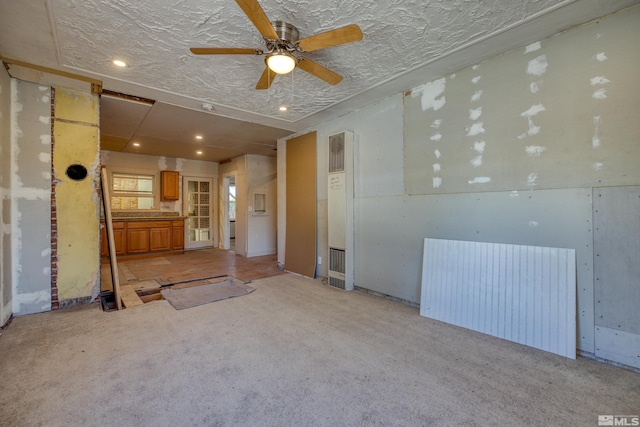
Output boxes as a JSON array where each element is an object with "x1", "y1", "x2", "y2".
[{"x1": 1, "y1": 55, "x2": 103, "y2": 94}]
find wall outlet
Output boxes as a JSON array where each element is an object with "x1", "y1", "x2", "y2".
[{"x1": 318, "y1": 256, "x2": 322, "y2": 265}]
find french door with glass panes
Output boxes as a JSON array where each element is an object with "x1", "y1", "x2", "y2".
[{"x1": 184, "y1": 178, "x2": 213, "y2": 249}]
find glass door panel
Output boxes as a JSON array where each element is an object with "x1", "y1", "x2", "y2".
[{"x1": 184, "y1": 178, "x2": 213, "y2": 249}]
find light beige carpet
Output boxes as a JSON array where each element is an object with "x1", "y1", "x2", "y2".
[{"x1": 1, "y1": 273, "x2": 638, "y2": 426}]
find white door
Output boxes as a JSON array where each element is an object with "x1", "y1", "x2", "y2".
[{"x1": 184, "y1": 177, "x2": 213, "y2": 249}]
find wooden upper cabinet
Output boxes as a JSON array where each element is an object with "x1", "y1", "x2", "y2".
[{"x1": 161, "y1": 171, "x2": 180, "y2": 201}]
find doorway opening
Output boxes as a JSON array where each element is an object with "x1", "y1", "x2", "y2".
[
  {"x1": 222, "y1": 175, "x2": 236, "y2": 252},
  {"x1": 229, "y1": 177, "x2": 236, "y2": 251}
]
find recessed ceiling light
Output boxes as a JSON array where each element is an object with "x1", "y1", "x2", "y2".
[
  {"x1": 112, "y1": 59, "x2": 127, "y2": 67},
  {"x1": 279, "y1": 105, "x2": 288, "y2": 111},
  {"x1": 196, "y1": 150, "x2": 203, "y2": 155},
  {"x1": 195, "y1": 135, "x2": 203, "y2": 140},
  {"x1": 132, "y1": 142, "x2": 140, "y2": 147}
]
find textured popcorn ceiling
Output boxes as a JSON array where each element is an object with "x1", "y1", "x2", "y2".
[
  {"x1": 1, "y1": 0, "x2": 638, "y2": 159},
  {"x1": 53, "y1": 0, "x2": 559, "y2": 123}
]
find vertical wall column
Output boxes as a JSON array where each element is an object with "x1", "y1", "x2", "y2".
[
  {"x1": 52, "y1": 88, "x2": 101, "y2": 307},
  {"x1": 10, "y1": 80, "x2": 52, "y2": 315}
]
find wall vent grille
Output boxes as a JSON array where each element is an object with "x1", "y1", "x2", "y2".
[
  {"x1": 329, "y1": 247, "x2": 346, "y2": 274},
  {"x1": 329, "y1": 277, "x2": 346, "y2": 290},
  {"x1": 329, "y1": 132, "x2": 345, "y2": 173}
]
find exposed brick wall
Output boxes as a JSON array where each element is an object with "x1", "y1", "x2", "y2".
[{"x1": 50, "y1": 88, "x2": 59, "y2": 310}]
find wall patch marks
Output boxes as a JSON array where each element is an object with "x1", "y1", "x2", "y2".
[
  {"x1": 527, "y1": 55, "x2": 548, "y2": 76},
  {"x1": 525, "y1": 145, "x2": 546, "y2": 157},
  {"x1": 592, "y1": 115, "x2": 601, "y2": 148},
  {"x1": 430, "y1": 118, "x2": 444, "y2": 188},
  {"x1": 467, "y1": 68, "x2": 487, "y2": 177},
  {"x1": 468, "y1": 177, "x2": 491, "y2": 184},
  {"x1": 412, "y1": 78, "x2": 446, "y2": 112},
  {"x1": 524, "y1": 41, "x2": 541, "y2": 54},
  {"x1": 469, "y1": 107, "x2": 482, "y2": 121},
  {"x1": 519, "y1": 103, "x2": 546, "y2": 139}
]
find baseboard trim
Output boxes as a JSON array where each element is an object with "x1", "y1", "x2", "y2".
[{"x1": 578, "y1": 350, "x2": 640, "y2": 374}]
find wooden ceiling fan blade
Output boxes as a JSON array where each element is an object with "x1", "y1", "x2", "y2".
[
  {"x1": 235, "y1": 0, "x2": 280, "y2": 41},
  {"x1": 256, "y1": 66, "x2": 277, "y2": 90},
  {"x1": 190, "y1": 48, "x2": 261, "y2": 55},
  {"x1": 297, "y1": 59, "x2": 343, "y2": 85},
  {"x1": 297, "y1": 24, "x2": 363, "y2": 52}
]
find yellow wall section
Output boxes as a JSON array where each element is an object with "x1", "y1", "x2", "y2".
[
  {"x1": 53, "y1": 88, "x2": 100, "y2": 301},
  {"x1": 55, "y1": 88, "x2": 99, "y2": 125}
]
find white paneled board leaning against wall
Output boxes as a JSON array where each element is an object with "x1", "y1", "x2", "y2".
[{"x1": 420, "y1": 238, "x2": 576, "y2": 359}]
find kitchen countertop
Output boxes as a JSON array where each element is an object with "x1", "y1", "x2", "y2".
[
  {"x1": 109, "y1": 216, "x2": 187, "y2": 222},
  {"x1": 101, "y1": 215, "x2": 187, "y2": 222}
]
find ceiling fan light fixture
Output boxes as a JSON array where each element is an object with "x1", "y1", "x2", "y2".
[{"x1": 267, "y1": 52, "x2": 296, "y2": 74}]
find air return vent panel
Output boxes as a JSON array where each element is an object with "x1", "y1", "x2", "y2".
[
  {"x1": 329, "y1": 132, "x2": 345, "y2": 173},
  {"x1": 327, "y1": 131, "x2": 354, "y2": 291}
]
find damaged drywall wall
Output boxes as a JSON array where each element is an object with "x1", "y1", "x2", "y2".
[
  {"x1": 53, "y1": 88, "x2": 100, "y2": 305},
  {"x1": 10, "y1": 79, "x2": 52, "y2": 315},
  {"x1": 279, "y1": 6, "x2": 639, "y2": 364},
  {"x1": 401, "y1": 6, "x2": 640, "y2": 355},
  {"x1": 0, "y1": 64, "x2": 12, "y2": 324},
  {"x1": 404, "y1": 7, "x2": 640, "y2": 194}
]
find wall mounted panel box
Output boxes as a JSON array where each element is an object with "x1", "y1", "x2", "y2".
[{"x1": 328, "y1": 131, "x2": 354, "y2": 290}]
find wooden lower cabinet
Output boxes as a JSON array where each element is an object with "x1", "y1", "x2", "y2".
[
  {"x1": 100, "y1": 223, "x2": 126, "y2": 257},
  {"x1": 172, "y1": 222, "x2": 184, "y2": 251},
  {"x1": 150, "y1": 227, "x2": 171, "y2": 252},
  {"x1": 101, "y1": 219, "x2": 184, "y2": 257},
  {"x1": 127, "y1": 229, "x2": 150, "y2": 254}
]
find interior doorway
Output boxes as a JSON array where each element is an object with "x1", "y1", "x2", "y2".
[
  {"x1": 222, "y1": 175, "x2": 236, "y2": 251},
  {"x1": 184, "y1": 177, "x2": 214, "y2": 250}
]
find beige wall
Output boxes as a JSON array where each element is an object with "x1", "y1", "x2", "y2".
[
  {"x1": 219, "y1": 156, "x2": 247, "y2": 256},
  {"x1": 246, "y1": 154, "x2": 277, "y2": 257}
]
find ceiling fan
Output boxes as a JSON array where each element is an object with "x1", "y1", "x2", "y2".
[{"x1": 189, "y1": 0, "x2": 363, "y2": 90}]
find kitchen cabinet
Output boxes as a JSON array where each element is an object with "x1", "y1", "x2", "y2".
[
  {"x1": 127, "y1": 228, "x2": 150, "y2": 254},
  {"x1": 149, "y1": 224, "x2": 171, "y2": 252},
  {"x1": 161, "y1": 171, "x2": 180, "y2": 201},
  {"x1": 100, "y1": 222, "x2": 126, "y2": 257},
  {"x1": 101, "y1": 218, "x2": 185, "y2": 257},
  {"x1": 172, "y1": 221, "x2": 185, "y2": 250}
]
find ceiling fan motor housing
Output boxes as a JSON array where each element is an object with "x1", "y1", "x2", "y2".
[{"x1": 271, "y1": 21, "x2": 299, "y2": 43}]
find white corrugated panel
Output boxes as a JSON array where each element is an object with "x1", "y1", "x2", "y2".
[{"x1": 420, "y1": 238, "x2": 576, "y2": 359}]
